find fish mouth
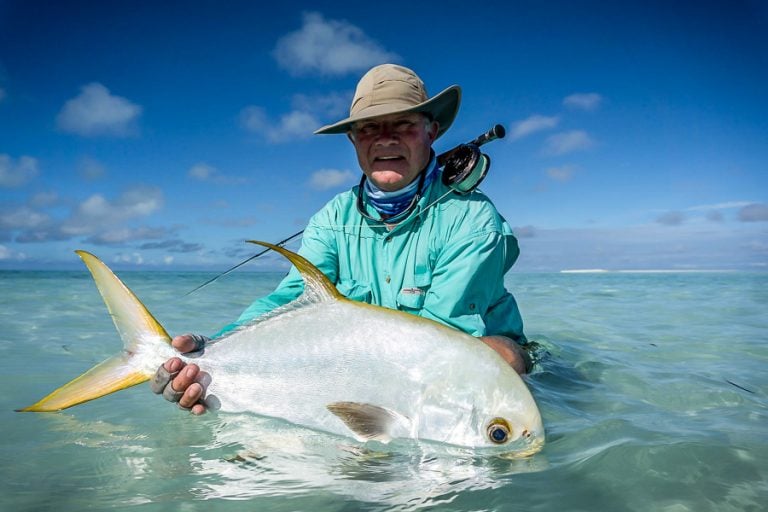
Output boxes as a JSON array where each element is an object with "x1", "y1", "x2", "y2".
[{"x1": 496, "y1": 435, "x2": 545, "y2": 459}]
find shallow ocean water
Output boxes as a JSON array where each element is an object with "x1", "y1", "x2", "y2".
[{"x1": 1, "y1": 269, "x2": 766, "y2": 511}]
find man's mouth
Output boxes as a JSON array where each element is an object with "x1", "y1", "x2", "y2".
[{"x1": 374, "y1": 155, "x2": 405, "y2": 162}]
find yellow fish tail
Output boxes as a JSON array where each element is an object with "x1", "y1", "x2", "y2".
[{"x1": 17, "y1": 250, "x2": 172, "y2": 412}]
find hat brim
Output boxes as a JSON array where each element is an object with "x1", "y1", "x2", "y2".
[{"x1": 314, "y1": 85, "x2": 461, "y2": 140}]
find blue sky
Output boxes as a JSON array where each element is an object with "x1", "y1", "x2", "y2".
[{"x1": 1, "y1": 0, "x2": 766, "y2": 272}]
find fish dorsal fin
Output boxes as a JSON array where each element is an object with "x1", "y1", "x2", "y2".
[
  {"x1": 247, "y1": 240, "x2": 341, "y2": 302},
  {"x1": 75, "y1": 250, "x2": 171, "y2": 351},
  {"x1": 327, "y1": 401, "x2": 409, "y2": 443}
]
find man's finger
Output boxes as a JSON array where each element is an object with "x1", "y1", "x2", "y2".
[
  {"x1": 162, "y1": 381, "x2": 185, "y2": 402},
  {"x1": 172, "y1": 335, "x2": 197, "y2": 353},
  {"x1": 150, "y1": 363, "x2": 180, "y2": 395},
  {"x1": 178, "y1": 383, "x2": 203, "y2": 409},
  {"x1": 190, "y1": 403, "x2": 206, "y2": 415},
  {"x1": 172, "y1": 334, "x2": 209, "y2": 354}
]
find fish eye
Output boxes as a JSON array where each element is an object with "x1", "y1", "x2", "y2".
[{"x1": 486, "y1": 418, "x2": 512, "y2": 444}]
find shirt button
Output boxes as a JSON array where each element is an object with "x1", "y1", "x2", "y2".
[
  {"x1": 385, "y1": 236, "x2": 392, "y2": 243},
  {"x1": 469, "y1": 303, "x2": 476, "y2": 311},
  {"x1": 385, "y1": 276, "x2": 391, "y2": 283}
]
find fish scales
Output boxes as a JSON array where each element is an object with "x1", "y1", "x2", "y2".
[
  {"x1": 19, "y1": 241, "x2": 544, "y2": 454},
  {"x1": 197, "y1": 298, "x2": 537, "y2": 447}
]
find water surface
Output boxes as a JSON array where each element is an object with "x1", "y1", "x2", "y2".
[{"x1": 1, "y1": 270, "x2": 766, "y2": 511}]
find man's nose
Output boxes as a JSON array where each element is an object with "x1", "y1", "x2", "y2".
[{"x1": 374, "y1": 124, "x2": 399, "y2": 143}]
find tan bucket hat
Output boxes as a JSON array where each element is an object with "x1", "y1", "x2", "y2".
[{"x1": 314, "y1": 64, "x2": 461, "y2": 139}]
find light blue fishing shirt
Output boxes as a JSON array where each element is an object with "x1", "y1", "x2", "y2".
[{"x1": 220, "y1": 166, "x2": 525, "y2": 342}]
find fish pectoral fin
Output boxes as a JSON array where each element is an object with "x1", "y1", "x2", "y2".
[{"x1": 326, "y1": 401, "x2": 409, "y2": 443}]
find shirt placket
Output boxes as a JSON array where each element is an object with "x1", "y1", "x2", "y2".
[{"x1": 378, "y1": 229, "x2": 396, "y2": 308}]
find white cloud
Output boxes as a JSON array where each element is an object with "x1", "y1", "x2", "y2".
[
  {"x1": 241, "y1": 105, "x2": 320, "y2": 142},
  {"x1": 543, "y1": 130, "x2": 594, "y2": 155},
  {"x1": 292, "y1": 92, "x2": 350, "y2": 119},
  {"x1": 706, "y1": 210, "x2": 724, "y2": 222},
  {"x1": 30, "y1": 191, "x2": 59, "y2": 208},
  {"x1": 61, "y1": 186, "x2": 163, "y2": 236},
  {"x1": 188, "y1": 163, "x2": 215, "y2": 180},
  {"x1": 56, "y1": 83, "x2": 142, "y2": 137},
  {"x1": 85, "y1": 226, "x2": 172, "y2": 246},
  {"x1": 0, "y1": 206, "x2": 49, "y2": 230},
  {"x1": 563, "y1": 93, "x2": 603, "y2": 111},
  {"x1": 79, "y1": 156, "x2": 107, "y2": 180},
  {"x1": 546, "y1": 165, "x2": 577, "y2": 182},
  {"x1": 138, "y1": 239, "x2": 202, "y2": 252},
  {"x1": 278, "y1": 110, "x2": 321, "y2": 139},
  {"x1": 273, "y1": 12, "x2": 399, "y2": 76},
  {"x1": 6, "y1": 186, "x2": 176, "y2": 246},
  {"x1": 656, "y1": 211, "x2": 686, "y2": 226},
  {"x1": 0, "y1": 154, "x2": 38, "y2": 187},
  {"x1": 113, "y1": 252, "x2": 144, "y2": 265},
  {"x1": 687, "y1": 201, "x2": 752, "y2": 211},
  {"x1": 510, "y1": 115, "x2": 559, "y2": 140},
  {"x1": 188, "y1": 162, "x2": 247, "y2": 185},
  {"x1": 0, "y1": 245, "x2": 26, "y2": 261},
  {"x1": 309, "y1": 168, "x2": 356, "y2": 190},
  {"x1": 240, "y1": 106, "x2": 268, "y2": 132},
  {"x1": 739, "y1": 203, "x2": 768, "y2": 222},
  {"x1": 241, "y1": 92, "x2": 351, "y2": 143}
]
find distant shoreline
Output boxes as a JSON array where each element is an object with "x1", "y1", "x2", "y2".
[{"x1": 559, "y1": 269, "x2": 742, "y2": 274}]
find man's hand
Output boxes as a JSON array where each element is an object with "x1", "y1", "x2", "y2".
[
  {"x1": 480, "y1": 335, "x2": 531, "y2": 375},
  {"x1": 150, "y1": 334, "x2": 210, "y2": 415}
]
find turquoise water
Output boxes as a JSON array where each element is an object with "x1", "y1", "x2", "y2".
[{"x1": 1, "y1": 270, "x2": 766, "y2": 511}]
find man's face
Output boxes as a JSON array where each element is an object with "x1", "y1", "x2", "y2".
[{"x1": 349, "y1": 113, "x2": 438, "y2": 192}]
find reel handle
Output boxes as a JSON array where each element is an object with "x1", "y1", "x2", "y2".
[{"x1": 469, "y1": 124, "x2": 506, "y2": 147}]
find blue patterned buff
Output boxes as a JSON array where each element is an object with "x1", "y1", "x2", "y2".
[{"x1": 363, "y1": 155, "x2": 438, "y2": 219}]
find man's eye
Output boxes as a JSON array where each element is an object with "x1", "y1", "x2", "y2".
[{"x1": 359, "y1": 124, "x2": 379, "y2": 135}]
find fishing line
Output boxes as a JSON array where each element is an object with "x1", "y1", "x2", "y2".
[
  {"x1": 185, "y1": 124, "x2": 505, "y2": 295},
  {"x1": 183, "y1": 230, "x2": 304, "y2": 297}
]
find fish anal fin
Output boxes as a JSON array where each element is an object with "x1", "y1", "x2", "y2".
[{"x1": 327, "y1": 401, "x2": 408, "y2": 443}]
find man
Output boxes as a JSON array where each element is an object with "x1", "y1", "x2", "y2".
[{"x1": 153, "y1": 64, "x2": 530, "y2": 414}]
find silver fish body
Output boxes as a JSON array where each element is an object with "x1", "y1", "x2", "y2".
[
  {"x1": 19, "y1": 242, "x2": 544, "y2": 455},
  {"x1": 201, "y1": 298, "x2": 543, "y2": 450}
]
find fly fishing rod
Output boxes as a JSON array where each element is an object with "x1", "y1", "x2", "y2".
[
  {"x1": 184, "y1": 230, "x2": 304, "y2": 296},
  {"x1": 185, "y1": 124, "x2": 506, "y2": 296}
]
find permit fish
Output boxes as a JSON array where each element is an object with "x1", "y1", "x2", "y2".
[{"x1": 18, "y1": 241, "x2": 544, "y2": 454}]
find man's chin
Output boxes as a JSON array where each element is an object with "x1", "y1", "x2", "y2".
[{"x1": 368, "y1": 170, "x2": 414, "y2": 191}]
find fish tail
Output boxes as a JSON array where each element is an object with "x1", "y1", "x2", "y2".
[
  {"x1": 16, "y1": 354, "x2": 154, "y2": 412},
  {"x1": 17, "y1": 251, "x2": 172, "y2": 412}
]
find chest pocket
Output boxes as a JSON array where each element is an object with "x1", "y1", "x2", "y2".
[
  {"x1": 335, "y1": 279, "x2": 373, "y2": 304},
  {"x1": 396, "y1": 269, "x2": 433, "y2": 312}
]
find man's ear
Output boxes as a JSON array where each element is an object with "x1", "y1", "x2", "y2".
[{"x1": 428, "y1": 121, "x2": 440, "y2": 143}]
